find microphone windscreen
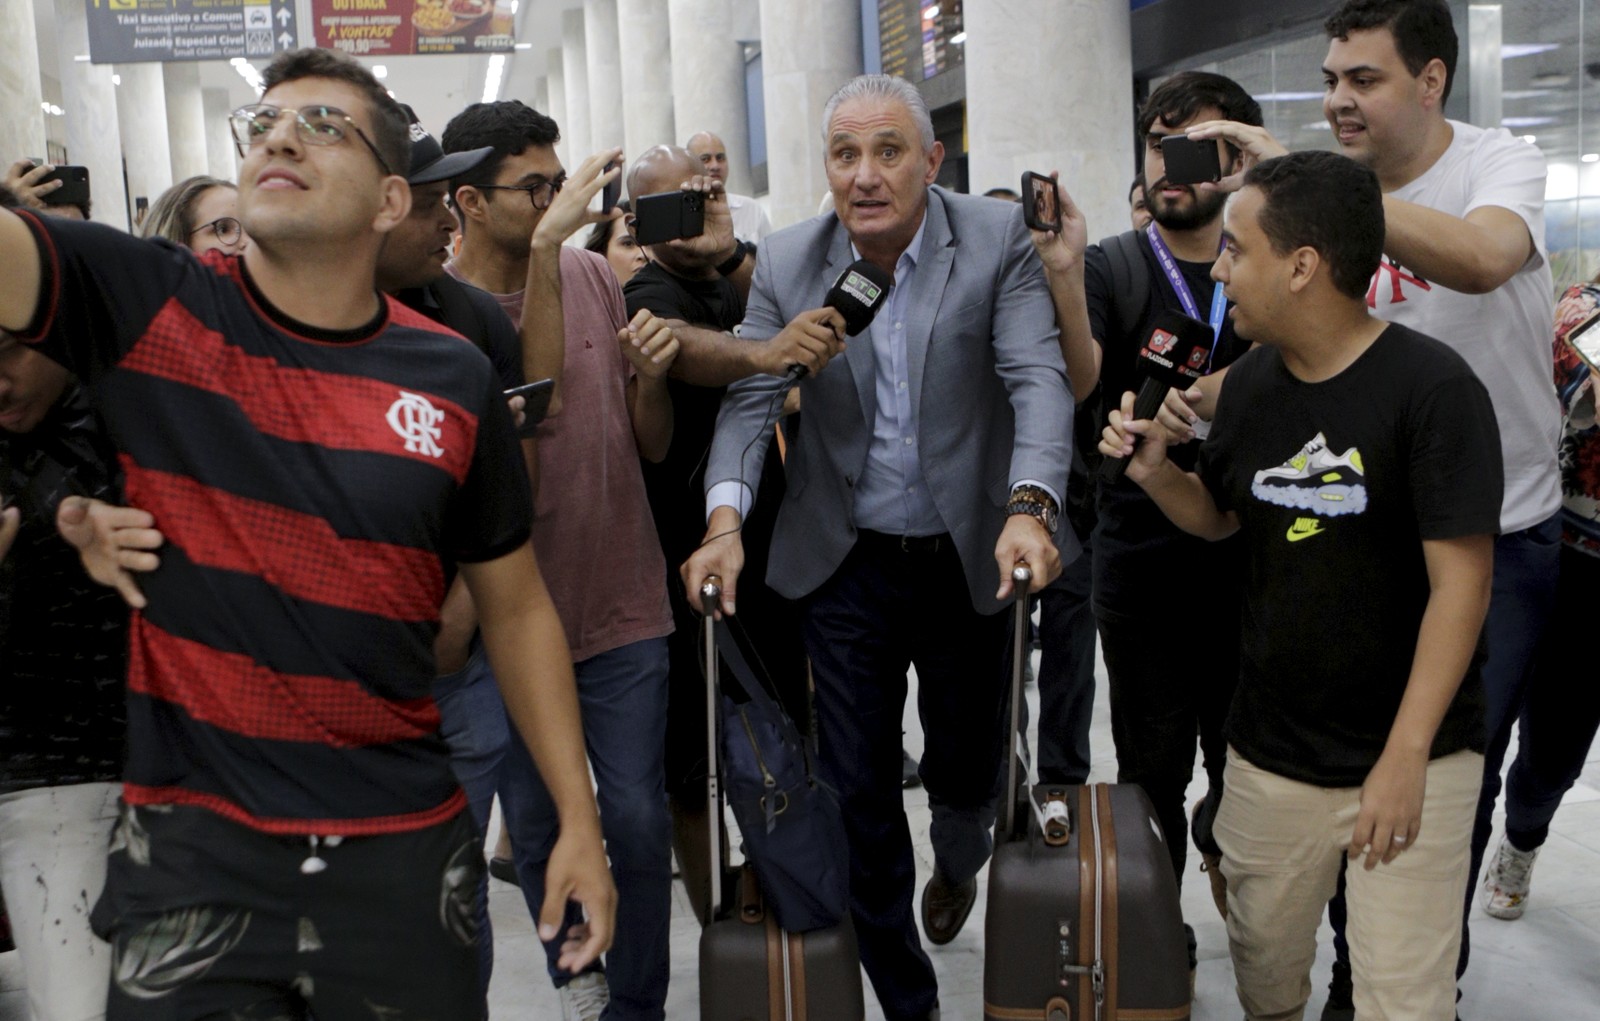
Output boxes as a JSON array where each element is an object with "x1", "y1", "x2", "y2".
[
  {"x1": 825, "y1": 260, "x2": 894, "y2": 337},
  {"x1": 1135, "y1": 310, "x2": 1215, "y2": 390}
]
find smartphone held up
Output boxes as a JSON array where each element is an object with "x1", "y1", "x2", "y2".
[{"x1": 1021, "y1": 171, "x2": 1061, "y2": 233}]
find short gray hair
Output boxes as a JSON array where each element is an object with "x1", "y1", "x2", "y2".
[{"x1": 821, "y1": 74, "x2": 935, "y2": 153}]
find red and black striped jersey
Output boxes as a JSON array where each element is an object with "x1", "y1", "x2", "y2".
[{"x1": 14, "y1": 211, "x2": 532, "y2": 836}]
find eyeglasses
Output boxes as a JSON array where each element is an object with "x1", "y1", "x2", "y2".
[
  {"x1": 229, "y1": 104, "x2": 394, "y2": 177},
  {"x1": 190, "y1": 216, "x2": 244, "y2": 248},
  {"x1": 476, "y1": 176, "x2": 567, "y2": 210}
]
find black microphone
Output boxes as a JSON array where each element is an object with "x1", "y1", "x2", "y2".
[
  {"x1": 1101, "y1": 310, "x2": 1215, "y2": 483},
  {"x1": 786, "y1": 259, "x2": 894, "y2": 380}
]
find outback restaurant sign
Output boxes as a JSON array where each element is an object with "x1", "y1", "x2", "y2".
[{"x1": 311, "y1": 0, "x2": 516, "y2": 56}]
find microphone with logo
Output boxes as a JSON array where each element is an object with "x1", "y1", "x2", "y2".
[
  {"x1": 1100, "y1": 309, "x2": 1215, "y2": 483},
  {"x1": 785, "y1": 259, "x2": 895, "y2": 381}
]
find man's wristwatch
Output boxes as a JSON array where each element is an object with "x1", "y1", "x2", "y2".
[
  {"x1": 1005, "y1": 485, "x2": 1060, "y2": 535},
  {"x1": 716, "y1": 239, "x2": 750, "y2": 276}
]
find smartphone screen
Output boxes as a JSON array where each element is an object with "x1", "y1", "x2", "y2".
[{"x1": 1021, "y1": 171, "x2": 1061, "y2": 233}]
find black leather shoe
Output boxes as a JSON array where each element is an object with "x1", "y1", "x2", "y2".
[
  {"x1": 1319, "y1": 959, "x2": 1354, "y2": 1021},
  {"x1": 920, "y1": 872, "x2": 977, "y2": 945},
  {"x1": 901, "y1": 748, "x2": 923, "y2": 789}
]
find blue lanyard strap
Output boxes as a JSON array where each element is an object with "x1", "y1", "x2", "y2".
[{"x1": 1145, "y1": 223, "x2": 1227, "y2": 366}]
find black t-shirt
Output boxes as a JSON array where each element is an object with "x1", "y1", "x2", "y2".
[
  {"x1": 1197, "y1": 324, "x2": 1501, "y2": 787},
  {"x1": 15, "y1": 211, "x2": 532, "y2": 834},
  {"x1": 1084, "y1": 230, "x2": 1251, "y2": 615},
  {"x1": 398, "y1": 274, "x2": 526, "y2": 393},
  {"x1": 0, "y1": 386, "x2": 127, "y2": 792},
  {"x1": 622, "y1": 263, "x2": 754, "y2": 566}
]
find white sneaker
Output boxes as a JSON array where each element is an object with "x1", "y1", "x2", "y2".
[
  {"x1": 1481, "y1": 836, "x2": 1539, "y2": 920},
  {"x1": 559, "y1": 971, "x2": 610, "y2": 1021}
]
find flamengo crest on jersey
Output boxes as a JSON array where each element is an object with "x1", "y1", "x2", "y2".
[{"x1": 387, "y1": 391, "x2": 447, "y2": 458}]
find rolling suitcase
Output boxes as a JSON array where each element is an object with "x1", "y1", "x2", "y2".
[
  {"x1": 983, "y1": 566, "x2": 1191, "y2": 1021},
  {"x1": 695, "y1": 577, "x2": 866, "y2": 1020}
]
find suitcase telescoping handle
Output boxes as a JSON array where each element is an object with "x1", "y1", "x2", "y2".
[
  {"x1": 1002, "y1": 563, "x2": 1031, "y2": 838},
  {"x1": 701, "y1": 576, "x2": 724, "y2": 920}
]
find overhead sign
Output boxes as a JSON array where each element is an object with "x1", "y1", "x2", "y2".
[
  {"x1": 311, "y1": 0, "x2": 516, "y2": 56},
  {"x1": 85, "y1": 0, "x2": 300, "y2": 64}
]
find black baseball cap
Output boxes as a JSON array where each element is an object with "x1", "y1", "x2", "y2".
[{"x1": 402, "y1": 104, "x2": 492, "y2": 185}]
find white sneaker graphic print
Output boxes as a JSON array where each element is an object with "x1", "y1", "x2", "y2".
[{"x1": 1250, "y1": 432, "x2": 1368, "y2": 517}]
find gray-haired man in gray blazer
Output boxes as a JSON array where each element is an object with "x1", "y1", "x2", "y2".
[{"x1": 682, "y1": 74, "x2": 1076, "y2": 1021}]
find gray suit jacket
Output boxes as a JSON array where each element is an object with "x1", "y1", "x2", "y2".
[{"x1": 707, "y1": 185, "x2": 1076, "y2": 616}]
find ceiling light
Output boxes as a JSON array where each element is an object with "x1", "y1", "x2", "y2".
[
  {"x1": 1254, "y1": 91, "x2": 1324, "y2": 102},
  {"x1": 372, "y1": 65, "x2": 388, "y2": 80},
  {"x1": 515, "y1": 42, "x2": 533, "y2": 50},
  {"x1": 1584, "y1": 153, "x2": 1600, "y2": 164},
  {"x1": 1520, "y1": 134, "x2": 1538, "y2": 144},
  {"x1": 1501, "y1": 43, "x2": 1559, "y2": 59},
  {"x1": 1501, "y1": 116, "x2": 1555, "y2": 127},
  {"x1": 1502, "y1": 89, "x2": 1554, "y2": 100},
  {"x1": 73, "y1": 54, "x2": 90, "y2": 63},
  {"x1": 111, "y1": 74, "x2": 121, "y2": 86},
  {"x1": 923, "y1": 5, "x2": 940, "y2": 19},
  {"x1": 510, "y1": 0, "x2": 520, "y2": 11},
  {"x1": 1301, "y1": 121, "x2": 1332, "y2": 130},
  {"x1": 950, "y1": 31, "x2": 966, "y2": 45},
  {"x1": 482, "y1": 53, "x2": 506, "y2": 105}
]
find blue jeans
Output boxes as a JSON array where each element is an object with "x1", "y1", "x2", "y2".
[
  {"x1": 499, "y1": 636, "x2": 672, "y2": 1021},
  {"x1": 1503, "y1": 543, "x2": 1600, "y2": 850},
  {"x1": 434, "y1": 637, "x2": 511, "y2": 1000},
  {"x1": 1459, "y1": 512, "x2": 1561, "y2": 977}
]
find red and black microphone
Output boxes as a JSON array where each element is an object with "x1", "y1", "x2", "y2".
[{"x1": 1100, "y1": 310, "x2": 1214, "y2": 483}]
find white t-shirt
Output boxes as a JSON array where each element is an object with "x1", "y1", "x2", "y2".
[
  {"x1": 1371, "y1": 120, "x2": 1560, "y2": 534},
  {"x1": 727, "y1": 191, "x2": 772, "y2": 243}
]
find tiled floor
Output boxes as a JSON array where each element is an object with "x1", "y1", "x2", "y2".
[{"x1": 4, "y1": 641, "x2": 1597, "y2": 1018}]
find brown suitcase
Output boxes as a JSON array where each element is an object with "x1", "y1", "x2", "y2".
[
  {"x1": 982, "y1": 567, "x2": 1191, "y2": 1021},
  {"x1": 694, "y1": 578, "x2": 866, "y2": 1021}
]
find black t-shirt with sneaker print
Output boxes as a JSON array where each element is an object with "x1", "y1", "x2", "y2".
[{"x1": 1197, "y1": 323, "x2": 1500, "y2": 787}]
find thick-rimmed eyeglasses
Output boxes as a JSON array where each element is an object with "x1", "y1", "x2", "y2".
[
  {"x1": 190, "y1": 216, "x2": 244, "y2": 248},
  {"x1": 228, "y1": 104, "x2": 394, "y2": 176},
  {"x1": 476, "y1": 176, "x2": 567, "y2": 210}
]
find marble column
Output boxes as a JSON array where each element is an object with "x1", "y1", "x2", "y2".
[
  {"x1": 163, "y1": 63, "x2": 210, "y2": 183},
  {"x1": 965, "y1": 0, "x2": 1134, "y2": 243},
  {"x1": 758, "y1": 0, "x2": 862, "y2": 229},
  {"x1": 55, "y1": 0, "x2": 128, "y2": 227},
  {"x1": 115, "y1": 63, "x2": 175, "y2": 224},
  {"x1": 669, "y1": 0, "x2": 752, "y2": 193},
  {"x1": 584, "y1": 0, "x2": 625, "y2": 154},
  {"x1": 203, "y1": 87, "x2": 238, "y2": 183},
  {"x1": 618, "y1": 0, "x2": 675, "y2": 159},
  {"x1": 0, "y1": 0, "x2": 45, "y2": 165},
  {"x1": 561, "y1": 9, "x2": 593, "y2": 160},
  {"x1": 531, "y1": 77, "x2": 550, "y2": 122},
  {"x1": 547, "y1": 50, "x2": 570, "y2": 169}
]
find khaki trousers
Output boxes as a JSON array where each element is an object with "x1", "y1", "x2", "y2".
[{"x1": 1216, "y1": 747, "x2": 1482, "y2": 1021}]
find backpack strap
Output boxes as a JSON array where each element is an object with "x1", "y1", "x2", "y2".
[{"x1": 1098, "y1": 229, "x2": 1150, "y2": 344}]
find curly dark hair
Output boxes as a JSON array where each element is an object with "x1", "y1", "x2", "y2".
[
  {"x1": 1243, "y1": 151, "x2": 1384, "y2": 301},
  {"x1": 440, "y1": 101, "x2": 562, "y2": 198},
  {"x1": 1325, "y1": 0, "x2": 1458, "y2": 103},
  {"x1": 259, "y1": 48, "x2": 410, "y2": 176}
]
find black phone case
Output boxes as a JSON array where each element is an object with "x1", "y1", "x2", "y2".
[
  {"x1": 633, "y1": 190, "x2": 705, "y2": 245},
  {"x1": 1160, "y1": 135, "x2": 1222, "y2": 185},
  {"x1": 41, "y1": 166, "x2": 90, "y2": 209}
]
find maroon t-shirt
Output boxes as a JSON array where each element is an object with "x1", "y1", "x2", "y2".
[{"x1": 448, "y1": 247, "x2": 671, "y2": 661}]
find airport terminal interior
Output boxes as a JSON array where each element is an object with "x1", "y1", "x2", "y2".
[{"x1": 1, "y1": 0, "x2": 1598, "y2": 1018}]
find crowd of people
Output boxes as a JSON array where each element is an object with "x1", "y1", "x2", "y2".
[{"x1": 0, "y1": 0, "x2": 1593, "y2": 1019}]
